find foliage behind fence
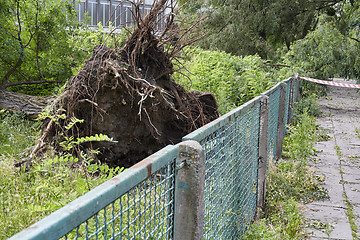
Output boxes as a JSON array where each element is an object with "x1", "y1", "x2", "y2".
[{"x1": 9, "y1": 77, "x2": 300, "y2": 240}]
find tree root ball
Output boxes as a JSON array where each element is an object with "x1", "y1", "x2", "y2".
[
  {"x1": 47, "y1": 44, "x2": 218, "y2": 167},
  {"x1": 43, "y1": 0, "x2": 219, "y2": 167}
]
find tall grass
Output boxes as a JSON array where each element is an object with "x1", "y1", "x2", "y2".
[
  {"x1": 0, "y1": 110, "x2": 123, "y2": 239},
  {"x1": 0, "y1": 110, "x2": 40, "y2": 156}
]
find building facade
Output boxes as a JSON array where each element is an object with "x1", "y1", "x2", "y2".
[{"x1": 74, "y1": 0, "x2": 167, "y2": 30}]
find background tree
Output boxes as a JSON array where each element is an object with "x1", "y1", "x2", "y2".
[
  {"x1": 0, "y1": 0, "x2": 82, "y2": 95},
  {"x1": 285, "y1": 15, "x2": 360, "y2": 80},
  {"x1": 182, "y1": 0, "x2": 346, "y2": 58}
]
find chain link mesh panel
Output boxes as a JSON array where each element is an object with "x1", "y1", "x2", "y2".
[
  {"x1": 293, "y1": 78, "x2": 298, "y2": 103},
  {"x1": 266, "y1": 86, "x2": 281, "y2": 162},
  {"x1": 61, "y1": 161, "x2": 176, "y2": 240},
  {"x1": 191, "y1": 101, "x2": 261, "y2": 239}
]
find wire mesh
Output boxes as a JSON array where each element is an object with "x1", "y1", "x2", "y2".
[
  {"x1": 266, "y1": 86, "x2": 281, "y2": 162},
  {"x1": 293, "y1": 78, "x2": 298, "y2": 103},
  {"x1": 62, "y1": 160, "x2": 176, "y2": 240},
  {"x1": 198, "y1": 101, "x2": 261, "y2": 239}
]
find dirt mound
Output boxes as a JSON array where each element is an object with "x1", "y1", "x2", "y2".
[{"x1": 42, "y1": 0, "x2": 218, "y2": 167}]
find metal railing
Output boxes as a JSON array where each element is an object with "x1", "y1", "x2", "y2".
[{"x1": 9, "y1": 77, "x2": 301, "y2": 240}]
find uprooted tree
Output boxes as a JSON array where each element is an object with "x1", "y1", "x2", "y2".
[{"x1": 31, "y1": 0, "x2": 218, "y2": 167}]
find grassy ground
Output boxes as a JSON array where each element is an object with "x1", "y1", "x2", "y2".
[
  {"x1": 0, "y1": 110, "x2": 121, "y2": 239},
  {"x1": 243, "y1": 95, "x2": 329, "y2": 239}
]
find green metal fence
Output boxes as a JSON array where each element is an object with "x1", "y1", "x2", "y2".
[
  {"x1": 264, "y1": 83, "x2": 281, "y2": 161},
  {"x1": 9, "y1": 77, "x2": 300, "y2": 240},
  {"x1": 183, "y1": 96, "x2": 261, "y2": 239},
  {"x1": 10, "y1": 146, "x2": 178, "y2": 240}
]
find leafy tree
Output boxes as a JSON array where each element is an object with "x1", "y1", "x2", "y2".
[
  {"x1": 181, "y1": 0, "x2": 345, "y2": 58},
  {"x1": 0, "y1": 0, "x2": 83, "y2": 94},
  {"x1": 285, "y1": 16, "x2": 360, "y2": 80}
]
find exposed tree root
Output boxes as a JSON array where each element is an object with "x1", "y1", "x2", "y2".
[{"x1": 33, "y1": 0, "x2": 218, "y2": 167}]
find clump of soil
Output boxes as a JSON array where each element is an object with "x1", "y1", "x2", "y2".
[{"x1": 41, "y1": 0, "x2": 218, "y2": 167}]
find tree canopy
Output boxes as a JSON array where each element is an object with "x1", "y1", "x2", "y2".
[
  {"x1": 181, "y1": 0, "x2": 358, "y2": 59},
  {"x1": 0, "y1": 0, "x2": 83, "y2": 94}
]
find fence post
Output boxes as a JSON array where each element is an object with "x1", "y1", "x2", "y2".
[
  {"x1": 295, "y1": 76, "x2": 301, "y2": 102},
  {"x1": 174, "y1": 140, "x2": 205, "y2": 240},
  {"x1": 288, "y1": 78, "x2": 295, "y2": 124},
  {"x1": 257, "y1": 94, "x2": 269, "y2": 211},
  {"x1": 276, "y1": 82, "x2": 287, "y2": 160}
]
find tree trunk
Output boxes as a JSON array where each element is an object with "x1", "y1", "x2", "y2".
[
  {"x1": 0, "y1": 90, "x2": 55, "y2": 118},
  {"x1": 0, "y1": 57, "x2": 23, "y2": 90}
]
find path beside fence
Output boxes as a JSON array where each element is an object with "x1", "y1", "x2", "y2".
[{"x1": 304, "y1": 79, "x2": 360, "y2": 239}]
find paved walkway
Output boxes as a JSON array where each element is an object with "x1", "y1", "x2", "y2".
[{"x1": 304, "y1": 80, "x2": 360, "y2": 239}]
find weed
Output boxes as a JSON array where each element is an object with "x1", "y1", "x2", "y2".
[
  {"x1": 355, "y1": 128, "x2": 360, "y2": 138},
  {"x1": 294, "y1": 94, "x2": 321, "y2": 119},
  {"x1": 308, "y1": 220, "x2": 334, "y2": 237},
  {"x1": 343, "y1": 193, "x2": 358, "y2": 239},
  {"x1": 243, "y1": 199, "x2": 306, "y2": 240},
  {"x1": 335, "y1": 145, "x2": 342, "y2": 158},
  {"x1": 282, "y1": 110, "x2": 319, "y2": 161}
]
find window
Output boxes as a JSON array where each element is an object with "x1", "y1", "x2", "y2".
[
  {"x1": 111, "y1": 1, "x2": 122, "y2": 27},
  {"x1": 88, "y1": 0, "x2": 98, "y2": 26},
  {"x1": 75, "y1": 1, "x2": 86, "y2": 22},
  {"x1": 74, "y1": 0, "x2": 167, "y2": 30},
  {"x1": 99, "y1": 0, "x2": 110, "y2": 26}
]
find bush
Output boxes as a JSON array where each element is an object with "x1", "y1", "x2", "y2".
[
  {"x1": 173, "y1": 48, "x2": 298, "y2": 114},
  {"x1": 285, "y1": 17, "x2": 360, "y2": 81}
]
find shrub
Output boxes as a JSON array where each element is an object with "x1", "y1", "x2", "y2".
[{"x1": 173, "y1": 48, "x2": 298, "y2": 114}]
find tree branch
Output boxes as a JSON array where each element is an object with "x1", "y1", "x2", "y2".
[{"x1": 349, "y1": 37, "x2": 360, "y2": 43}]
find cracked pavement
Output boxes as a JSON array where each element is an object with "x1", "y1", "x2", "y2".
[{"x1": 304, "y1": 79, "x2": 360, "y2": 240}]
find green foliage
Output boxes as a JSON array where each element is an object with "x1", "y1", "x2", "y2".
[
  {"x1": 173, "y1": 48, "x2": 297, "y2": 114},
  {"x1": 0, "y1": 109, "x2": 123, "y2": 238},
  {"x1": 0, "y1": 0, "x2": 80, "y2": 93},
  {"x1": 76, "y1": 133, "x2": 117, "y2": 145},
  {"x1": 180, "y1": 0, "x2": 343, "y2": 58},
  {"x1": 0, "y1": 152, "x2": 123, "y2": 239},
  {"x1": 293, "y1": 95, "x2": 321, "y2": 118},
  {"x1": 283, "y1": 110, "x2": 318, "y2": 160},
  {"x1": 0, "y1": 0, "x2": 128, "y2": 95},
  {"x1": 0, "y1": 109, "x2": 40, "y2": 155},
  {"x1": 243, "y1": 199, "x2": 305, "y2": 240},
  {"x1": 285, "y1": 18, "x2": 360, "y2": 80}
]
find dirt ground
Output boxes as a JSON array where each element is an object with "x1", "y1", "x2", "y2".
[{"x1": 304, "y1": 79, "x2": 360, "y2": 239}]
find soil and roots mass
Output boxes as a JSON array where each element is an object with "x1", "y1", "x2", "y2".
[{"x1": 43, "y1": 0, "x2": 218, "y2": 167}]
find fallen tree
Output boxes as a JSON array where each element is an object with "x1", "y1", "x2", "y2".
[
  {"x1": 0, "y1": 90, "x2": 55, "y2": 118},
  {"x1": 31, "y1": 0, "x2": 219, "y2": 167}
]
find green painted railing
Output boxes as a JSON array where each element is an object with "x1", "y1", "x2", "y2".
[{"x1": 9, "y1": 77, "x2": 301, "y2": 240}]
